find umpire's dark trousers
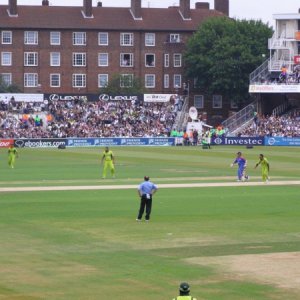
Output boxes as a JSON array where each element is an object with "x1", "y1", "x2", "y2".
[{"x1": 137, "y1": 194, "x2": 152, "y2": 220}]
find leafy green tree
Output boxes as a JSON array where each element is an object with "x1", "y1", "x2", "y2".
[
  {"x1": 184, "y1": 17, "x2": 273, "y2": 106},
  {"x1": 0, "y1": 76, "x2": 22, "y2": 93},
  {"x1": 100, "y1": 74, "x2": 146, "y2": 95}
]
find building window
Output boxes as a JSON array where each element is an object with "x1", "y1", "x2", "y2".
[
  {"x1": 98, "y1": 74, "x2": 108, "y2": 87},
  {"x1": 72, "y1": 74, "x2": 86, "y2": 87},
  {"x1": 174, "y1": 74, "x2": 182, "y2": 88},
  {"x1": 164, "y1": 74, "x2": 169, "y2": 88},
  {"x1": 169, "y1": 33, "x2": 180, "y2": 43},
  {"x1": 50, "y1": 52, "x2": 60, "y2": 66},
  {"x1": 145, "y1": 33, "x2": 155, "y2": 46},
  {"x1": 145, "y1": 54, "x2": 155, "y2": 67},
  {"x1": 164, "y1": 54, "x2": 169, "y2": 68},
  {"x1": 50, "y1": 74, "x2": 60, "y2": 87},
  {"x1": 212, "y1": 95, "x2": 222, "y2": 108},
  {"x1": 173, "y1": 54, "x2": 182, "y2": 67},
  {"x1": 230, "y1": 99, "x2": 238, "y2": 109},
  {"x1": 120, "y1": 74, "x2": 133, "y2": 87},
  {"x1": 73, "y1": 53, "x2": 86, "y2": 66},
  {"x1": 24, "y1": 52, "x2": 38, "y2": 66},
  {"x1": 120, "y1": 33, "x2": 133, "y2": 46},
  {"x1": 98, "y1": 32, "x2": 108, "y2": 45},
  {"x1": 98, "y1": 53, "x2": 108, "y2": 66},
  {"x1": 1, "y1": 52, "x2": 12, "y2": 66},
  {"x1": 24, "y1": 31, "x2": 38, "y2": 45},
  {"x1": 73, "y1": 32, "x2": 86, "y2": 45},
  {"x1": 120, "y1": 53, "x2": 133, "y2": 67},
  {"x1": 24, "y1": 73, "x2": 38, "y2": 87},
  {"x1": 145, "y1": 74, "x2": 155, "y2": 88},
  {"x1": 2, "y1": 31, "x2": 12, "y2": 44},
  {"x1": 1, "y1": 73, "x2": 12, "y2": 85},
  {"x1": 194, "y1": 95, "x2": 204, "y2": 109},
  {"x1": 50, "y1": 32, "x2": 61, "y2": 45}
]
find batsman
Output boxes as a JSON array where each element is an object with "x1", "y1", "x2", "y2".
[{"x1": 101, "y1": 146, "x2": 115, "y2": 179}]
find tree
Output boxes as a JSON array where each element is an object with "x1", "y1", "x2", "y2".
[
  {"x1": 100, "y1": 74, "x2": 146, "y2": 95},
  {"x1": 0, "y1": 76, "x2": 22, "y2": 93},
  {"x1": 184, "y1": 17, "x2": 273, "y2": 106}
]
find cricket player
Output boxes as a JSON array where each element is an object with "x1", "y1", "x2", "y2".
[
  {"x1": 230, "y1": 151, "x2": 248, "y2": 181},
  {"x1": 101, "y1": 146, "x2": 115, "y2": 179},
  {"x1": 254, "y1": 154, "x2": 270, "y2": 182},
  {"x1": 8, "y1": 144, "x2": 18, "y2": 168}
]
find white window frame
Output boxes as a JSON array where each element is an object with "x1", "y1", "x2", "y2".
[
  {"x1": 212, "y1": 95, "x2": 223, "y2": 109},
  {"x1": 120, "y1": 33, "x2": 133, "y2": 46},
  {"x1": 24, "y1": 52, "x2": 38, "y2": 66},
  {"x1": 145, "y1": 53, "x2": 155, "y2": 67},
  {"x1": 50, "y1": 52, "x2": 61, "y2": 66},
  {"x1": 50, "y1": 31, "x2": 61, "y2": 45},
  {"x1": 24, "y1": 73, "x2": 38, "y2": 87},
  {"x1": 73, "y1": 32, "x2": 86, "y2": 46},
  {"x1": 173, "y1": 53, "x2": 182, "y2": 67},
  {"x1": 173, "y1": 74, "x2": 182, "y2": 88},
  {"x1": 50, "y1": 73, "x2": 61, "y2": 87},
  {"x1": 1, "y1": 73, "x2": 12, "y2": 85},
  {"x1": 98, "y1": 74, "x2": 108, "y2": 88},
  {"x1": 2, "y1": 31, "x2": 12, "y2": 44},
  {"x1": 194, "y1": 95, "x2": 204, "y2": 109},
  {"x1": 169, "y1": 33, "x2": 180, "y2": 43},
  {"x1": 72, "y1": 74, "x2": 86, "y2": 88},
  {"x1": 98, "y1": 32, "x2": 108, "y2": 46},
  {"x1": 72, "y1": 53, "x2": 86, "y2": 67},
  {"x1": 1, "y1": 52, "x2": 12, "y2": 66},
  {"x1": 120, "y1": 53, "x2": 133, "y2": 67},
  {"x1": 164, "y1": 74, "x2": 169, "y2": 88},
  {"x1": 98, "y1": 53, "x2": 109, "y2": 67},
  {"x1": 164, "y1": 54, "x2": 169, "y2": 68},
  {"x1": 145, "y1": 33, "x2": 155, "y2": 46},
  {"x1": 145, "y1": 74, "x2": 155, "y2": 88},
  {"x1": 24, "y1": 31, "x2": 38, "y2": 45}
]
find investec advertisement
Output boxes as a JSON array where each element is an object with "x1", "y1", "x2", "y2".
[
  {"x1": 265, "y1": 137, "x2": 300, "y2": 146},
  {"x1": 14, "y1": 139, "x2": 67, "y2": 148},
  {"x1": 212, "y1": 137, "x2": 264, "y2": 146},
  {"x1": 67, "y1": 138, "x2": 175, "y2": 147}
]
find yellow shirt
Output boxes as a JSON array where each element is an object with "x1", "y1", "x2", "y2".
[{"x1": 102, "y1": 150, "x2": 114, "y2": 162}]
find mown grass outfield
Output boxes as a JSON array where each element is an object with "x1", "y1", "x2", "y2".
[{"x1": 0, "y1": 146, "x2": 299, "y2": 300}]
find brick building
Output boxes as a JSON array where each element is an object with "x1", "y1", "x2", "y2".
[{"x1": 0, "y1": 0, "x2": 230, "y2": 121}]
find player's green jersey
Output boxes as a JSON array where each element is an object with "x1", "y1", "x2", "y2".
[
  {"x1": 8, "y1": 147, "x2": 17, "y2": 156},
  {"x1": 260, "y1": 157, "x2": 269, "y2": 168},
  {"x1": 102, "y1": 150, "x2": 114, "y2": 161}
]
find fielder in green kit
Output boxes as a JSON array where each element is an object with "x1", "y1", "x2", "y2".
[
  {"x1": 254, "y1": 153, "x2": 270, "y2": 182},
  {"x1": 8, "y1": 145, "x2": 18, "y2": 168},
  {"x1": 101, "y1": 146, "x2": 115, "y2": 179}
]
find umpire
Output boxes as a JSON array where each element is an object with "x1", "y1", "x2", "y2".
[{"x1": 136, "y1": 176, "x2": 158, "y2": 222}]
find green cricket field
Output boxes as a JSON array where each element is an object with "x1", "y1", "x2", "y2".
[{"x1": 0, "y1": 145, "x2": 299, "y2": 300}]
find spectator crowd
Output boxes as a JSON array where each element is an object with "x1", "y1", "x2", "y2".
[
  {"x1": 238, "y1": 110, "x2": 300, "y2": 137},
  {"x1": 0, "y1": 99, "x2": 176, "y2": 138}
]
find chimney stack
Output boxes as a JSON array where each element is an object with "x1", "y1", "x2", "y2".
[
  {"x1": 42, "y1": 0, "x2": 49, "y2": 6},
  {"x1": 195, "y1": 2, "x2": 210, "y2": 9},
  {"x1": 8, "y1": 0, "x2": 18, "y2": 16},
  {"x1": 214, "y1": 0, "x2": 229, "y2": 16},
  {"x1": 131, "y1": 0, "x2": 142, "y2": 19},
  {"x1": 179, "y1": 0, "x2": 191, "y2": 20},
  {"x1": 97, "y1": 2, "x2": 102, "y2": 7},
  {"x1": 83, "y1": 0, "x2": 93, "y2": 18}
]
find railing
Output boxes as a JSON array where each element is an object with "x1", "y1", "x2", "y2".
[
  {"x1": 172, "y1": 96, "x2": 189, "y2": 131},
  {"x1": 272, "y1": 102, "x2": 289, "y2": 117},
  {"x1": 221, "y1": 101, "x2": 257, "y2": 135},
  {"x1": 249, "y1": 59, "x2": 270, "y2": 83}
]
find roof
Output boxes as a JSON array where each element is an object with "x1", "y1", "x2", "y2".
[{"x1": 0, "y1": 5, "x2": 225, "y2": 31}]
